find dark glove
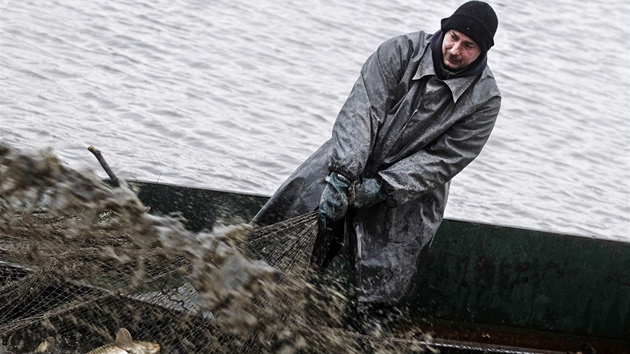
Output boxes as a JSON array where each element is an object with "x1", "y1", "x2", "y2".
[
  {"x1": 351, "y1": 177, "x2": 387, "y2": 209},
  {"x1": 318, "y1": 171, "x2": 352, "y2": 234}
]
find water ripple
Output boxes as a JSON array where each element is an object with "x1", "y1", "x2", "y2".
[{"x1": 1, "y1": 0, "x2": 628, "y2": 240}]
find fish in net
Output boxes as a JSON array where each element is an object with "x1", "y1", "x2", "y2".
[{"x1": 0, "y1": 143, "x2": 431, "y2": 353}]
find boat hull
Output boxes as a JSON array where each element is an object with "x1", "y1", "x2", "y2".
[{"x1": 130, "y1": 180, "x2": 630, "y2": 352}]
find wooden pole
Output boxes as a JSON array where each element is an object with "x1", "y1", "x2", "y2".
[{"x1": 87, "y1": 146, "x2": 120, "y2": 187}]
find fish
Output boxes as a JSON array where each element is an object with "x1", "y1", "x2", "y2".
[
  {"x1": 87, "y1": 328, "x2": 160, "y2": 354},
  {"x1": 33, "y1": 336, "x2": 55, "y2": 353}
]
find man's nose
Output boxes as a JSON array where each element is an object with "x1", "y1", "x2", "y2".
[{"x1": 450, "y1": 41, "x2": 461, "y2": 54}]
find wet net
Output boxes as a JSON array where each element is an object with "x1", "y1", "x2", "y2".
[{"x1": 0, "y1": 144, "x2": 431, "y2": 353}]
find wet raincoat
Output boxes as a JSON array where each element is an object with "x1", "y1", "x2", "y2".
[{"x1": 253, "y1": 30, "x2": 501, "y2": 304}]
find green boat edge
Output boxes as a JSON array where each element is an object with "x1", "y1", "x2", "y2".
[{"x1": 128, "y1": 179, "x2": 630, "y2": 352}]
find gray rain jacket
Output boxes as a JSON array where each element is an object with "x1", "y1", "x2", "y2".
[{"x1": 252, "y1": 31, "x2": 501, "y2": 304}]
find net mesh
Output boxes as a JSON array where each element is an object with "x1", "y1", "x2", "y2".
[{"x1": 0, "y1": 144, "x2": 430, "y2": 353}]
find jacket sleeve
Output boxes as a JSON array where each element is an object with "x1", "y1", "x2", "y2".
[
  {"x1": 328, "y1": 34, "x2": 418, "y2": 181},
  {"x1": 377, "y1": 95, "x2": 501, "y2": 206}
]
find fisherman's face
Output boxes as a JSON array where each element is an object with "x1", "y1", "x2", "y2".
[{"x1": 442, "y1": 29, "x2": 481, "y2": 71}]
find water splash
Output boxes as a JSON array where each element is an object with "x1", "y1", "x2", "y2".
[{"x1": 0, "y1": 143, "x2": 431, "y2": 353}]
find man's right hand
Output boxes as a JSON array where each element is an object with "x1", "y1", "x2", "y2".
[{"x1": 318, "y1": 171, "x2": 352, "y2": 234}]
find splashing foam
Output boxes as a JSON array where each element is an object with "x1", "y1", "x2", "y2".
[{"x1": 0, "y1": 143, "x2": 431, "y2": 353}]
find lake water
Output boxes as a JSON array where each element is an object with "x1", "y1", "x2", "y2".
[{"x1": 1, "y1": 0, "x2": 629, "y2": 240}]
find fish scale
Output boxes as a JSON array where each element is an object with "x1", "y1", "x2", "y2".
[
  {"x1": 87, "y1": 342, "x2": 160, "y2": 354},
  {"x1": 86, "y1": 329, "x2": 160, "y2": 354},
  {"x1": 86, "y1": 344, "x2": 129, "y2": 354}
]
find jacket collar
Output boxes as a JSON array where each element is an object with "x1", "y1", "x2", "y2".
[{"x1": 412, "y1": 34, "x2": 479, "y2": 103}]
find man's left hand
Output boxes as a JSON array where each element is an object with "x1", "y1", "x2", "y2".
[{"x1": 351, "y1": 177, "x2": 387, "y2": 209}]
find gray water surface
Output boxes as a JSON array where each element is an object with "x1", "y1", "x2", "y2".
[{"x1": 1, "y1": 0, "x2": 629, "y2": 240}]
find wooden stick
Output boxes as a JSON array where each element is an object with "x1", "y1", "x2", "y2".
[{"x1": 87, "y1": 146, "x2": 120, "y2": 187}]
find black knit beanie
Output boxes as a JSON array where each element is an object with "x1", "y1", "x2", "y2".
[{"x1": 441, "y1": 1, "x2": 498, "y2": 53}]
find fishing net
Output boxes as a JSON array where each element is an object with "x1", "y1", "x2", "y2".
[{"x1": 0, "y1": 143, "x2": 431, "y2": 353}]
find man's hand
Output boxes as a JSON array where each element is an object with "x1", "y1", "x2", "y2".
[
  {"x1": 351, "y1": 177, "x2": 387, "y2": 209},
  {"x1": 318, "y1": 172, "x2": 352, "y2": 234}
]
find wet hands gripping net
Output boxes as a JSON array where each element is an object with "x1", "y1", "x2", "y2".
[{"x1": 0, "y1": 144, "x2": 429, "y2": 353}]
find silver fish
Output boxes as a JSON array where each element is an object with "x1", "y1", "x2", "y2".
[
  {"x1": 33, "y1": 337, "x2": 55, "y2": 353},
  {"x1": 87, "y1": 328, "x2": 160, "y2": 354}
]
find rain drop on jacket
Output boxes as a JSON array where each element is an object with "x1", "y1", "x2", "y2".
[{"x1": 253, "y1": 30, "x2": 501, "y2": 305}]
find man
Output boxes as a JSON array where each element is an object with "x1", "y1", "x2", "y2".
[{"x1": 253, "y1": 1, "x2": 500, "y2": 331}]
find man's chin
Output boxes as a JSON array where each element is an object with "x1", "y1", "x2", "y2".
[{"x1": 443, "y1": 61, "x2": 461, "y2": 71}]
